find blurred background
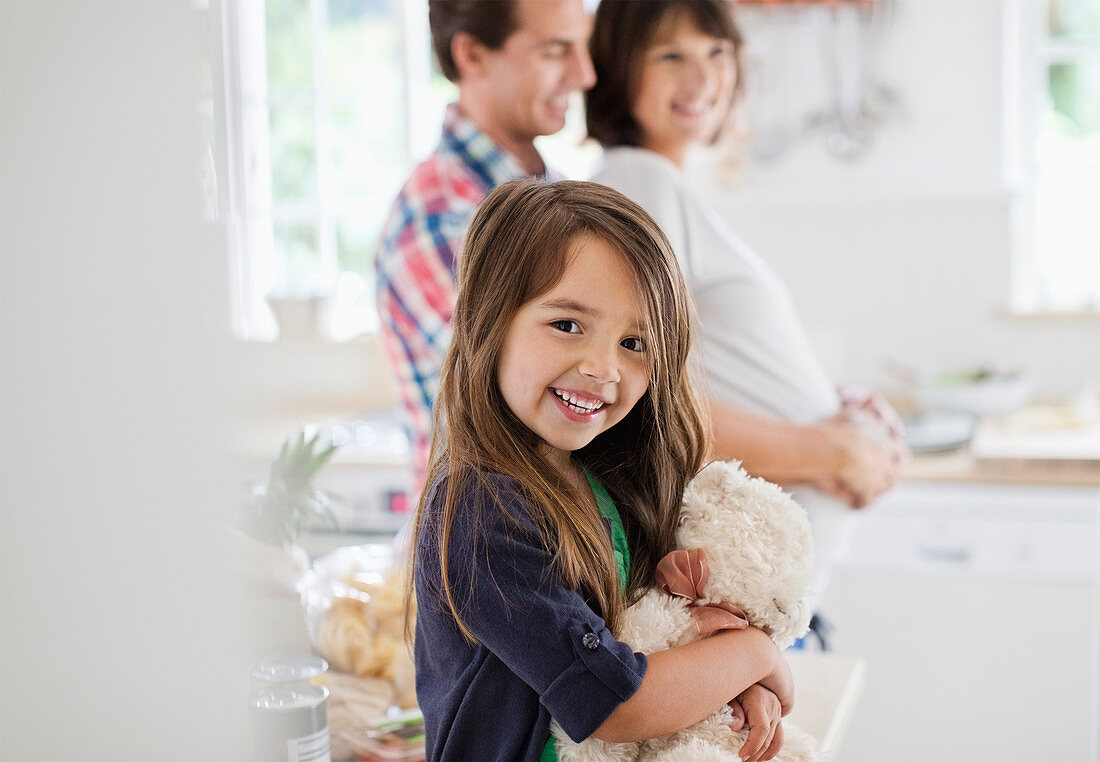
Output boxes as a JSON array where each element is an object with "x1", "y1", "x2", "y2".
[{"x1": 2, "y1": 0, "x2": 1098, "y2": 760}]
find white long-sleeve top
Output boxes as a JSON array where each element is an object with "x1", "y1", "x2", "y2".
[{"x1": 591, "y1": 146, "x2": 854, "y2": 608}]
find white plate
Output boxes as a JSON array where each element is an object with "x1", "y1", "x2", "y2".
[{"x1": 903, "y1": 411, "x2": 975, "y2": 453}]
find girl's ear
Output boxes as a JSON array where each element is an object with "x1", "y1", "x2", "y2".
[{"x1": 451, "y1": 32, "x2": 489, "y2": 80}]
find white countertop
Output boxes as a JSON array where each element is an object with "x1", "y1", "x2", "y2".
[{"x1": 786, "y1": 651, "x2": 866, "y2": 762}]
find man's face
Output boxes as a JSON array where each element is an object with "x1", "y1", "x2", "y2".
[{"x1": 480, "y1": 0, "x2": 595, "y2": 143}]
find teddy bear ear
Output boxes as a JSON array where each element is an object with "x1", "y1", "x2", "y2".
[
  {"x1": 697, "y1": 459, "x2": 743, "y2": 489},
  {"x1": 718, "y1": 459, "x2": 751, "y2": 485}
]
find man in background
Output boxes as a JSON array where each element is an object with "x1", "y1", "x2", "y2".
[{"x1": 376, "y1": 0, "x2": 595, "y2": 494}]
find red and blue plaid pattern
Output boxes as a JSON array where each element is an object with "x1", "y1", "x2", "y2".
[{"x1": 376, "y1": 105, "x2": 540, "y2": 495}]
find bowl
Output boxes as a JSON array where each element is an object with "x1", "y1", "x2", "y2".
[
  {"x1": 912, "y1": 371, "x2": 1033, "y2": 417},
  {"x1": 265, "y1": 292, "x2": 333, "y2": 340}
]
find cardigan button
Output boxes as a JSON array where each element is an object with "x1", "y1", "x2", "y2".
[{"x1": 582, "y1": 632, "x2": 600, "y2": 650}]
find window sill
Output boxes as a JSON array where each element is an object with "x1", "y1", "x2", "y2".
[
  {"x1": 236, "y1": 330, "x2": 380, "y2": 347},
  {"x1": 1001, "y1": 308, "x2": 1100, "y2": 321},
  {"x1": 231, "y1": 331, "x2": 398, "y2": 418}
]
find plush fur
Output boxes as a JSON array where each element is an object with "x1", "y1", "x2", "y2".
[{"x1": 553, "y1": 460, "x2": 818, "y2": 762}]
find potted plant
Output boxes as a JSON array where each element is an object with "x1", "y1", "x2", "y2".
[
  {"x1": 237, "y1": 429, "x2": 341, "y2": 546},
  {"x1": 234, "y1": 429, "x2": 341, "y2": 654}
]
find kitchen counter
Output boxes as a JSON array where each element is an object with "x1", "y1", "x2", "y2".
[
  {"x1": 820, "y1": 476, "x2": 1098, "y2": 761},
  {"x1": 786, "y1": 652, "x2": 865, "y2": 762},
  {"x1": 904, "y1": 448, "x2": 1099, "y2": 487},
  {"x1": 902, "y1": 401, "x2": 1100, "y2": 487}
]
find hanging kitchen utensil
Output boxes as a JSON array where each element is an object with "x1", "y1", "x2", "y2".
[{"x1": 734, "y1": 0, "x2": 898, "y2": 163}]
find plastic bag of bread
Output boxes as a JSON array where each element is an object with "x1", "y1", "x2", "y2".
[{"x1": 308, "y1": 545, "x2": 417, "y2": 710}]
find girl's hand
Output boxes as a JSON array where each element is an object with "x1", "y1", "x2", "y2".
[
  {"x1": 729, "y1": 685, "x2": 784, "y2": 762},
  {"x1": 728, "y1": 698, "x2": 745, "y2": 730},
  {"x1": 756, "y1": 647, "x2": 794, "y2": 716}
]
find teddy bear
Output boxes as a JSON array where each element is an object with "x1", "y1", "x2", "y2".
[{"x1": 553, "y1": 459, "x2": 818, "y2": 762}]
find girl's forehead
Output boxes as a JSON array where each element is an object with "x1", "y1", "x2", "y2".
[
  {"x1": 557, "y1": 235, "x2": 651, "y2": 320},
  {"x1": 563, "y1": 233, "x2": 637, "y2": 286}
]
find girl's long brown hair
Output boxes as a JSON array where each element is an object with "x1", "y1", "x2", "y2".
[{"x1": 408, "y1": 179, "x2": 710, "y2": 643}]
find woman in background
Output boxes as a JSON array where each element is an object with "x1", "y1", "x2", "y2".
[{"x1": 586, "y1": 0, "x2": 907, "y2": 618}]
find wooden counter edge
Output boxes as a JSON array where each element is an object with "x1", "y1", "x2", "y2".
[{"x1": 904, "y1": 450, "x2": 1099, "y2": 488}]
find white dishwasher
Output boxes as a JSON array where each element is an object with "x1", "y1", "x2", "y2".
[{"x1": 820, "y1": 481, "x2": 1099, "y2": 762}]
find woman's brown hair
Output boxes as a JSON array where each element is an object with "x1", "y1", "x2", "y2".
[
  {"x1": 586, "y1": 0, "x2": 745, "y2": 149},
  {"x1": 408, "y1": 179, "x2": 710, "y2": 642}
]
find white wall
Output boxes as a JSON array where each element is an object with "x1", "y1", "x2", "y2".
[
  {"x1": 698, "y1": 0, "x2": 1099, "y2": 400},
  {"x1": 2, "y1": 3, "x2": 249, "y2": 758}
]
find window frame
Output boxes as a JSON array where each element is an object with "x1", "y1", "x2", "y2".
[
  {"x1": 210, "y1": 0, "x2": 446, "y2": 341},
  {"x1": 1004, "y1": 0, "x2": 1100, "y2": 317}
]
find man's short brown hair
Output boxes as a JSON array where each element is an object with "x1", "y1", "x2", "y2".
[
  {"x1": 429, "y1": 0, "x2": 521, "y2": 83},
  {"x1": 586, "y1": 0, "x2": 744, "y2": 148}
]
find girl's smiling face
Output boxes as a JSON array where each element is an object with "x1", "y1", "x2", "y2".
[
  {"x1": 631, "y1": 13, "x2": 736, "y2": 166},
  {"x1": 496, "y1": 234, "x2": 650, "y2": 473}
]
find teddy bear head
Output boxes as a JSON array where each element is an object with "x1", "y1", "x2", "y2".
[{"x1": 676, "y1": 460, "x2": 814, "y2": 649}]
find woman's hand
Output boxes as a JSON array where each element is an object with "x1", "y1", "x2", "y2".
[
  {"x1": 816, "y1": 411, "x2": 906, "y2": 509},
  {"x1": 838, "y1": 385, "x2": 906, "y2": 442},
  {"x1": 729, "y1": 684, "x2": 785, "y2": 761}
]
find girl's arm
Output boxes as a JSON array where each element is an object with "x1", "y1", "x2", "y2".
[
  {"x1": 591, "y1": 626, "x2": 792, "y2": 743},
  {"x1": 708, "y1": 396, "x2": 903, "y2": 509}
]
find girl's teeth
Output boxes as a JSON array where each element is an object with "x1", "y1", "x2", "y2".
[{"x1": 555, "y1": 389, "x2": 603, "y2": 414}]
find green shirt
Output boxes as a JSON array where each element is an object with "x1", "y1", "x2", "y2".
[{"x1": 540, "y1": 471, "x2": 630, "y2": 762}]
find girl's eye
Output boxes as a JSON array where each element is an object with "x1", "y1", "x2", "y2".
[
  {"x1": 621, "y1": 337, "x2": 646, "y2": 352},
  {"x1": 658, "y1": 51, "x2": 683, "y2": 63},
  {"x1": 551, "y1": 320, "x2": 580, "y2": 334}
]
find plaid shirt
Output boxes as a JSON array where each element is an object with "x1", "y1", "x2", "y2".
[{"x1": 376, "y1": 104, "x2": 554, "y2": 495}]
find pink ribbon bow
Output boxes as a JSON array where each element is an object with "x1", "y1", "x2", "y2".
[{"x1": 655, "y1": 548, "x2": 749, "y2": 638}]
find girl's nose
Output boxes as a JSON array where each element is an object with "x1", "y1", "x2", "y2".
[{"x1": 578, "y1": 346, "x2": 621, "y2": 384}]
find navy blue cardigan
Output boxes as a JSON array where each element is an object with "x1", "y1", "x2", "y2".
[{"x1": 414, "y1": 470, "x2": 647, "y2": 761}]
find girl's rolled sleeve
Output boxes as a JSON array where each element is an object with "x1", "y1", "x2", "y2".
[{"x1": 540, "y1": 618, "x2": 647, "y2": 741}]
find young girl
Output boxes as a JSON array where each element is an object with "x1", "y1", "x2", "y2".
[{"x1": 410, "y1": 178, "x2": 793, "y2": 762}]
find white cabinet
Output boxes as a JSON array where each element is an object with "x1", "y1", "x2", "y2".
[{"x1": 821, "y1": 482, "x2": 1099, "y2": 761}]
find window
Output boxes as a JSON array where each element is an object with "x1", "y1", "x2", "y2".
[
  {"x1": 211, "y1": 0, "x2": 452, "y2": 341},
  {"x1": 208, "y1": 1, "x2": 601, "y2": 342},
  {"x1": 1009, "y1": 0, "x2": 1100, "y2": 314}
]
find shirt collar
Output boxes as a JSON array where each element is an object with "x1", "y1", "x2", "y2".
[{"x1": 441, "y1": 103, "x2": 555, "y2": 189}]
